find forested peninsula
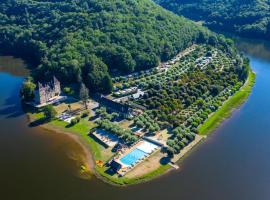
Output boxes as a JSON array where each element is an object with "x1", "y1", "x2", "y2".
[
  {"x1": 1, "y1": 0, "x2": 231, "y2": 93},
  {"x1": 0, "y1": 0, "x2": 255, "y2": 185},
  {"x1": 155, "y1": 0, "x2": 270, "y2": 40}
]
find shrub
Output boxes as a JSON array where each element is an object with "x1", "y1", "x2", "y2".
[
  {"x1": 81, "y1": 111, "x2": 89, "y2": 118},
  {"x1": 43, "y1": 105, "x2": 57, "y2": 120},
  {"x1": 20, "y1": 79, "x2": 36, "y2": 101},
  {"x1": 70, "y1": 117, "x2": 80, "y2": 126},
  {"x1": 167, "y1": 147, "x2": 174, "y2": 158},
  {"x1": 63, "y1": 87, "x2": 74, "y2": 95}
]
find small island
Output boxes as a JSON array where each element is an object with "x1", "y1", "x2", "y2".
[{"x1": 21, "y1": 44, "x2": 255, "y2": 185}]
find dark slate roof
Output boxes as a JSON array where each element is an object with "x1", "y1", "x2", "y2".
[
  {"x1": 110, "y1": 160, "x2": 122, "y2": 171},
  {"x1": 99, "y1": 96, "x2": 131, "y2": 114}
]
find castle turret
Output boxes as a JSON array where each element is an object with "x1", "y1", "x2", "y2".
[{"x1": 34, "y1": 82, "x2": 47, "y2": 104}]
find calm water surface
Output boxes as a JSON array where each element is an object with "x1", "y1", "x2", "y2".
[{"x1": 1, "y1": 39, "x2": 270, "y2": 200}]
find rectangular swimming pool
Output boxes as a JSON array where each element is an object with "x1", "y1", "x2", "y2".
[
  {"x1": 119, "y1": 141, "x2": 159, "y2": 166},
  {"x1": 120, "y1": 148, "x2": 147, "y2": 166}
]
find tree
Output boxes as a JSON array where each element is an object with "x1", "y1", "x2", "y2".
[
  {"x1": 103, "y1": 113, "x2": 113, "y2": 121},
  {"x1": 102, "y1": 74, "x2": 113, "y2": 93},
  {"x1": 195, "y1": 98, "x2": 205, "y2": 108},
  {"x1": 80, "y1": 83, "x2": 89, "y2": 109},
  {"x1": 114, "y1": 46, "x2": 136, "y2": 73},
  {"x1": 20, "y1": 79, "x2": 36, "y2": 101},
  {"x1": 83, "y1": 55, "x2": 112, "y2": 93},
  {"x1": 96, "y1": 107, "x2": 107, "y2": 117},
  {"x1": 68, "y1": 104, "x2": 71, "y2": 112},
  {"x1": 111, "y1": 112, "x2": 119, "y2": 120},
  {"x1": 70, "y1": 117, "x2": 80, "y2": 126},
  {"x1": 96, "y1": 45, "x2": 135, "y2": 72},
  {"x1": 136, "y1": 120, "x2": 144, "y2": 128},
  {"x1": 63, "y1": 87, "x2": 74, "y2": 95},
  {"x1": 167, "y1": 147, "x2": 174, "y2": 158},
  {"x1": 43, "y1": 105, "x2": 57, "y2": 120},
  {"x1": 210, "y1": 85, "x2": 222, "y2": 96},
  {"x1": 148, "y1": 125, "x2": 155, "y2": 133}
]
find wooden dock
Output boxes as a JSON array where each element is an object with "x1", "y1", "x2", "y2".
[{"x1": 169, "y1": 162, "x2": 179, "y2": 169}]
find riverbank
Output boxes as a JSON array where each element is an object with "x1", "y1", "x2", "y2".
[
  {"x1": 26, "y1": 68, "x2": 256, "y2": 186},
  {"x1": 26, "y1": 67, "x2": 255, "y2": 185},
  {"x1": 27, "y1": 113, "x2": 95, "y2": 174},
  {"x1": 199, "y1": 69, "x2": 256, "y2": 135}
]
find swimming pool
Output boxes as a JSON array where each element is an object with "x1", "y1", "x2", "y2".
[
  {"x1": 119, "y1": 141, "x2": 159, "y2": 166},
  {"x1": 120, "y1": 148, "x2": 147, "y2": 166}
]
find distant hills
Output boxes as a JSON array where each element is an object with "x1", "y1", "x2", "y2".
[
  {"x1": 155, "y1": 0, "x2": 270, "y2": 40},
  {"x1": 0, "y1": 0, "x2": 230, "y2": 93}
]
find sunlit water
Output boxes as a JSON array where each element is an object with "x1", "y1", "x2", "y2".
[{"x1": 1, "y1": 38, "x2": 270, "y2": 200}]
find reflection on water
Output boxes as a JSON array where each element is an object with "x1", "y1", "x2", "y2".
[
  {"x1": 236, "y1": 38, "x2": 270, "y2": 62},
  {"x1": 0, "y1": 56, "x2": 29, "y2": 77}
]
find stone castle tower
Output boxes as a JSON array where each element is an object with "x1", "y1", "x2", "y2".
[{"x1": 35, "y1": 76, "x2": 61, "y2": 105}]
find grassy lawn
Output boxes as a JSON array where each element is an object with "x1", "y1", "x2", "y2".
[{"x1": 199, "y1": 70, "x2": 256, "y2": 135}]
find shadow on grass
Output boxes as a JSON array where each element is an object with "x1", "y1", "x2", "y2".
[
  {"x1": 104, "y1": 168, "x2": 117, "y2": 176},
  {"x1": 88, "y1": 133, "x2": 109, "y2": 149},
  {"x1": 89, "y1": 115, "x2": 98, "y2": 121},
  {"x1": 28, "y1": 117, "x2": 48, "y2": 127},
  {"x1": 160, "y1": 157, "x2": 170, "y2": 165},
  {"x1": 65, "y1": 123, "x2": 75, "y2": 128}
]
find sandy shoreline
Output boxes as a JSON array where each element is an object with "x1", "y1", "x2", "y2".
[{"x1": 27, "y1": 114, "x2": 95, "y2": 172}]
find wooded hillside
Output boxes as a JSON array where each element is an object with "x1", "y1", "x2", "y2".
[
  {"x1": 155, "y1": 0, "x2": 270, "y2": 40},
  {"x1": 0, "y1": 0, "x2": 228, "y2": 92}
]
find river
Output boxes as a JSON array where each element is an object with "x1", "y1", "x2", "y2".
[{"x1": 0, "y1": 38, "x2": 270, "y2": 200}]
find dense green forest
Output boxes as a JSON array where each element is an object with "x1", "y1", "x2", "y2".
[
  {"x1": 155, "y1": 0, "x2": 270, "y2": 39},
  {"x1": 0, "y1": 0, "x2": 225, "y2": 93}
]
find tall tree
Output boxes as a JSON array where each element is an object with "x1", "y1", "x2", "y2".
[
  {"x1": 20, "y1": 79, "x2": 36, "y2": 101},
  {"x1": 80, "y1": 83, "x2": 89, "y2": 109},
  {"x1": 43, "y1": 105, "x2": 57, "y2": 120}
]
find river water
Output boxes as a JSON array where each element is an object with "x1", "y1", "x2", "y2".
[{"x1": 1, "y1": 39, "x2": 270, "y2": 200}]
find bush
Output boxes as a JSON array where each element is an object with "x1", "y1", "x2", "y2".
[
  {"x1": 167, "y1": 147, "x2": 174, "y2": 158},
  {"x1": 43, "y1": 105, "x2": 57, "y2": 120},
  {"x1": 63, "y1": 87, "x2": 74, "y2": 95},
  {"x1": 182, "y1": 138, "x2": 189, "y2": 145},
  {"x1": 20, "y1": 79, "x2": 36, "y2": 101},
  {"x1": 70, "y1": 117, "x2": 80, "y2": 126},
  {"x1": 81, "y1": 111, "x2": 89, "y2": 118}
]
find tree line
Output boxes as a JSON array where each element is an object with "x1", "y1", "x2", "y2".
[
  {"x1": 1, "y1": 0, "x2": 229, "y2": 93},
  {"x1": 155, "y1": 0, "x2": 270, "y2": 40}
]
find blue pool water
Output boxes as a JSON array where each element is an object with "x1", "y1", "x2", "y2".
[{"x1": 120, "y1": 148, "x2": 147, "y2": 166}]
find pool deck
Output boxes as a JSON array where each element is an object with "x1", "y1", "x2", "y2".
[{"x1": 114, "y1": 140, "x2": 161, "y2": 176}]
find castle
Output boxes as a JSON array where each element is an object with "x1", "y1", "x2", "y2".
[{"x1": 34, "y1": 76, "x2": 61, "y2": 105}]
